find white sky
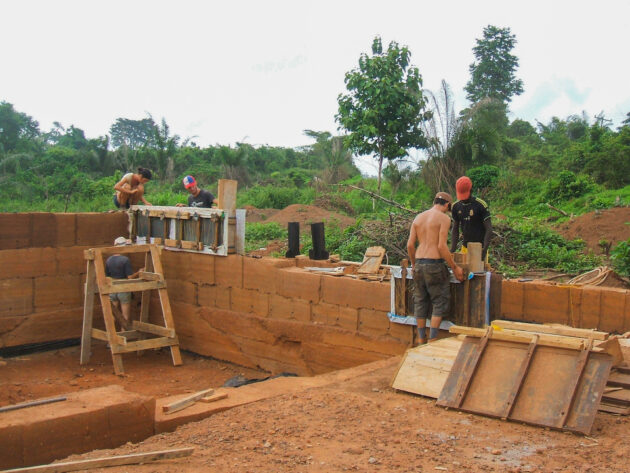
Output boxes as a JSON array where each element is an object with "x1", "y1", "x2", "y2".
[{"x1": 2, "y1": 0, "x2": 629, "y2": 156}]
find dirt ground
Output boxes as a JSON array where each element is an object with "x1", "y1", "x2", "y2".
[
  {"x1": 51, "y1": 357, "x2": 629, "y2": 473},
  {"x1": 246, "y1": 204, "x2": 355, "y2": 230},
  {"x1": 557, "y1": 207, "x2": 630, "y2": 255},
  {"x1": 0, "y1": 344, "x2": 266, "y2": 406}
]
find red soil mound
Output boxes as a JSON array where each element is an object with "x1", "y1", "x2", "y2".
[
  {"x1": 557, "y1": 207, "x2": 630, "y2": 254},
  {"x1": 266, "y1": 204, "x2": 355, "y2": 229}
]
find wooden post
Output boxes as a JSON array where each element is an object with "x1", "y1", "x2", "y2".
[
  {"x1": 80, "y1": 260, "x2": 96, "y2": 365},
  {"x1": 218, "y1": 179, "x2": 238, "y2": 213}
]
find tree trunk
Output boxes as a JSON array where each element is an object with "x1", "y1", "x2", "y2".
[{"x1": 377, "y1": 155, "x2": 383, "y2": 195}]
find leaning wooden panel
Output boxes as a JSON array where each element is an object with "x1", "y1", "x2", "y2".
[
  {"x1": 391, "y1": 337, "x2": 462, "y2": 398},
  {"x1": 437, "y1": 337, "x2": 612, "y2": 434}
]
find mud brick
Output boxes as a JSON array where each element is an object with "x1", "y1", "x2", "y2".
[
  {"x1": 0, "y1": 278, "x2": 33, "y2": 317},
  {"x1": 56, "y1": 246, "x2": 91, "y2": 275},
  {"x1": 625, "y1": 292, "x2": 630, "y2": 333},
  {"x1": 278, "y1": 268, "x2": 321, "y2": 303},
  {"x1": 188, "y1": 253, "x2": 215, "y2": 284},
  {"x1": 0, "y1": 248, "x2": 57, "y2": 280},
  {"x1": 292, "y1": 298, "x2": 311, "y2": 322},
  {"x1": 269, "y1": 294, "x2": 294, "y2": 320},
  {"x1": 337, "y1": 306, "x2": 359, "y2": 331},
  {"x1": 0, "y1": 422, "x2": 23, "y2": 469},
  {"x1": 321, "y1": 276, "x2": 389, "y2": 311},
  {"x1": 198, "y1": 284, "x2": 217, "y2": 307},
  {"x1": 500, "y1": 280, "x2": 525, "y2": 320},
  {"x1": 569, "y1": 286, "x2": 583, "y2": 327},
  {"x1": 214, "y1": 254, "x2": 243, "y2": 288},
  {"x1": 76, "y1": 213, "x2": 128, "y2": 246},
  {"x1": 358, "y1": 308, "x2": 390, "y2": 337},
  {"x1": 0, "y1": 213, "x2": 31, "y2": 249},
  {"x1": 215, "y1": 286, "x2": 231, "y2": 310},
  {"x1": 54, "y1": 213, "x2": 77, "y2": 246},
  {"x1": 389, "y1": 321, "x2": 414, "y2": 344},
  {"x1": 0, "y1": 308, "x2": 83, "y2": 347},
  {"x1": 580, "y1": 286, "x2": 602, "y2": 330},
  {"x1": 599, "y1": 288, "x2": 626, "y2": 333},
  {"x1": 231, "y1": 286, "x2": 269, "y2": 316},
  {"x1": 34, "y1": 275, "x2": 82, "y2": 310},
  {"x1": 166, "y1": 279, "x2": 197, "y2": 304},
  {"x1": 243, "y1": 257, "x2": 279, "y2": 293},
  {"x1": 524, "y1": 282, "x2": 569, "y2": 324},
  {"x1": 312, "y1": 302, "x2": 339, "y2": 325},
  {"x1": 30, "y1": 213, "x2": 57, "y2": 248}
]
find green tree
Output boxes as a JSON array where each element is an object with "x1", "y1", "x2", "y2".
[
  {"x1": 303, "y1": 130, "x2": 357, "y2": 184},
  {"x1": 465, "y1": 25, "x2": 524, "y2": 104},
  {"x1": 0, "y1": 101, "x2": 40, "y2": 154},
  {"x1": 336, "y1": 36, "x2": 430, "y2": 194},
  {"x1": 109, "y1": 117, "x2": 157, "y2": 150}
]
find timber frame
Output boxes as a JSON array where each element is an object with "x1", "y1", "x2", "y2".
[{"x1": 80, "y1": 244, "x2": 182, "y2": 375}]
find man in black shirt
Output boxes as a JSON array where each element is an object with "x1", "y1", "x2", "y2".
[
  {"x1": 177, "y1": 175, "x2": 217, "y2": 208},
  {"x1": 450, "y1": 176, "x2": 492, "y2": 260},
  {"x1": 106, "y1": 237, "x2": 143, "y2": 330}
]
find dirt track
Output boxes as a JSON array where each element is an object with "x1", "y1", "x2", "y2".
[{"x1": 54, "y1": 357, "x2": 629, "y2": 473}]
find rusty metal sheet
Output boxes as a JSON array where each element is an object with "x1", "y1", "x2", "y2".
[{"x1": 437, "y1": 337, "x2": 612, "y2": 434}]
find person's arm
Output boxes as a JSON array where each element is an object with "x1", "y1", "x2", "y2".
[
  {"x1": 450, "y1": 219, "x2": 460, "y2": 253},
  {"x1": 127, "y1": 267, "x2": 145, "y2": 279},
  {"x1": 114, "y1": 175, "x2": 135, "y2": 194},
  {"x1": 482, "y1": 218, "x2": 492, "y2": 260},
  {"x1": 406, "y1": 220, "x2": 417, "y2": 270},
  {"x1": 140, "y1": 195, "x2": 152, "y2": 206},
  {"x1": 438, "y1": 217, "x2": 464, "y2": 281}
]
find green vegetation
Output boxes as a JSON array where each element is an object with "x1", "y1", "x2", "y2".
[{"x1": 2, "y1": 24, "x2": 630, "y2": 277}]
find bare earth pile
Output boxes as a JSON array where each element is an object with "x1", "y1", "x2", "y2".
[{"x1": 558, "y1": 207, "x2": 630, "y2": 255}]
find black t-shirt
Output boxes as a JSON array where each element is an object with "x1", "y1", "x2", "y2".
[
  {"x1": 105, "y1": 255, "x2": 133, "y2": 280},
  {"x1": 188, "y1": 189, "x2": 215, "y2": 208},
  {"x1": 452, "y1": 196, "x2": 491, "y2": 245}
]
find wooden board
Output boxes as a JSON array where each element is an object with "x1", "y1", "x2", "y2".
[
  {"x1": 357, "y1": 246, "x2": 386, "y2": 274},
  {"x1": 607, "y1": 371, "x2": 630, "y2": 389},
  {"x1": 492, "y1": 320, "x2": 608, "y2": 340},
  {"x1": 218, "y1": 179, "x2": 238, "y2": 213},
  {"x1": 162, "y1": 388, "x2": 214, "y2": 414},
  {"x1": 391, "y1": 337, "x2": 463, "y2": 398},
  {"x1": 599, "y1": 403, "x2": 630, "y2": 415},
  {"x1": 602, "y1": 388, "x2": 630, "y2": 405},
  {"x1": 437, "y1": 337, "x2": 612, "y2": 434}
]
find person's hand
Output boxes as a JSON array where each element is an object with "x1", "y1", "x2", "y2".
[
  {"x1": 145, "y1": 202, "x2": 152, "y2": 206},
  {"x1": 453, "y1": 265, "x2": 465, "y2": 282},
  {"x1": 175, "y1": 203, "x2": 185, "y2": 207}
]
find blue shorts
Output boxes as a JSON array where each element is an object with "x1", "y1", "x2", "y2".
[
  {"x1": 113, "y1": 194, "x2": 130, "y2": 209},
  {"x1": 109, "y1": 292, "x2": 132, "y2": 304}
]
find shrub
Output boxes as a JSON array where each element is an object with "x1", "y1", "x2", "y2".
[
  {"x1": 543, "y1": 171, "x2": 593, "y2": 203},
  {"x1": 467, "y1": 164, "x2": 500, "y2": 191},
  {"x1": 611, "y1": 239, "x2": 630, "y2": 276}
]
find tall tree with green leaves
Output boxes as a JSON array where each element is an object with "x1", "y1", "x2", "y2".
[
  {"x1": 465, "y1": 25, "x2": 524, "y2": 105},
  {"x1": 336, "y1": 36, "x2": 430, "y2": 194}
]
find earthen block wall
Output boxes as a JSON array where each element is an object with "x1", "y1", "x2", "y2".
[
  {"x1": 0, "y1": 212, "x2": 128, "y2": 348},
  {"x1": 500, "y1": 280, "x2": 630, "y2": 333},
  {"x1": 153, "y1": 252, "x2": 414, "y2": 375}
]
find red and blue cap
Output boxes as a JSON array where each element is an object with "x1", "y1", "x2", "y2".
[{"x1": 183, "y1": 175, "x2": 196, "y2": 189}]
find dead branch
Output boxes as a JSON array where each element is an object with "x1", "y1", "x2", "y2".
[
  {"x1": 345, "y1": 185, "x2": 417, "y2": 214},
  {"x1": 546, "y1": 203, "x2": 569, "y2": 217}
]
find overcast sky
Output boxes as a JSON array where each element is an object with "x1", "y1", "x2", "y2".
[{"x1": 2, "y1": 0, "x2": 629, "y2": 157}]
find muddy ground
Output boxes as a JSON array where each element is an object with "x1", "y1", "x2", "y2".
[{"x1": 13, "y1": 352, "x2": 629, "y2": 473}]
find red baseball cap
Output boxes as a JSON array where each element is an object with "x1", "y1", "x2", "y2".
[
  {"x1": 456, "y1": 176, "x2": 472, "y2": 200},
  {"x1": 183, "y1": 175, "x2": 196, "y2": 189}
]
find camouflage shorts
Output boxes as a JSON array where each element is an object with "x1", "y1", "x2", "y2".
[{"x1": 412, "y1": 259, "x2": 450, "y2": 319}]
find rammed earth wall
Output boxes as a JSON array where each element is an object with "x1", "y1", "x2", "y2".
[{"x1": 1, "y1": 213, "x2": 628, "y2": 373}]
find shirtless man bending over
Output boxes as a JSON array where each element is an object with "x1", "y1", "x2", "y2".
[{"x1": 407, "y1": 192, "x2": 465, "y2": 344}]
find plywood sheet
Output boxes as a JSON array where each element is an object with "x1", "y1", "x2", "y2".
[
  {"x1": 357, "y1": 246, "x2": 385, "y2": 274},
  {"x1": 391, "y1": 337, "x2": 462, "y2": 398},
  {"x1": 437, "y1": 337, "x2": 612, "y2": 434}
]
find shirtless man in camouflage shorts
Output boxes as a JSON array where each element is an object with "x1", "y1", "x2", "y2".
[{"x1": 407, "y1": 192, "x2": 465, "y2": 344}]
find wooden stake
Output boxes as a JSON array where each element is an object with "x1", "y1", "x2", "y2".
[{"x1": 163, "y1": 388, "x2": 214, "y2": 414}]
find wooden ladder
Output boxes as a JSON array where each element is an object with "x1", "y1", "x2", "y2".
[{"x1": 80, "y1": 244, "x2": 182, "y2": 375}]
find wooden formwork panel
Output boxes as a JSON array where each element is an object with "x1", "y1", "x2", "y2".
[{"x1": 437, "y1": 336, "x2": 612, "y2": 434}]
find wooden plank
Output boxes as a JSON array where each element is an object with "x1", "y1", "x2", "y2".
[
  {"x1": 391, "y1": 337, "x2": 463, "y2": 398},
  {"x1": 451, "y1": 325, "x2": 586, "y2": 350},
  {"x1": 608, "y1": 371, "x2": 630, "y2": 389},
  {"x1": 467, "y1": 242, "x2": 484, "y2": 272},
  {"x1": 79, "y1": 261, "x2": 96, "y2": 364},
  {"x1": 451, "y1": 327, "x2": 492, "y2": 408},
  {"x1": 163, "y1": 388, "x2": 214, "y2": 414},
  {"x1": 181, "y1": 240, "x2": 203, "y2": 250},
  {"x1": 100, "y1": 280, "x2": 166, "y2": 294},
  {"x1": 0, "y1": 396, "x2": 66, "y2": 414},
  {"x1": 558, "y1": 343, "x2": 592, "y2": 428},
  {"x1": 164, "y1": 238, "x2": 181, "y2": 248},
  {"x1": 150, "y1": 245, "x2": 183, "y2": 366},
  {"x1": 148, "y1": 210, "x2": 191, "y2": 219},
  {"x1": 491, "y1": 320, "x2": 608, "y2": 340},
  {"x1": 94, "y1": 244, "x2": 152, "y2": 256},
  {"x1": 598, "y1": 403, "x2": 630, "y2": 415},
  {"x1": 357, "y1": 246, "x2": 386, "y2": 274},
  {"x1": 200, "y1": 392, "x2": 229, "y2": 403},
  {"x1": 132, "y1": 320, "x2": 175, "y2": 338},
  {"x1": 602, "y1": 388, "x2": 630, "y2": 405},
  {"x1": 111, "y1": 336, "x2": 179, "y2": 354},
  {"x1": 501, "y1": 335, "x2": 538, "y2": 419},
  {"x1": 138, "y1": 271, "x2": 163, "y2": 281},
  {"x1": 90, "y1": 328, "x2": 127, "y2": 345},
  {"x1": 218, "y1": 179, "x2": 238, "y2": 212},
  {"x1": 3, "y1": 447, "x2": 194, "y2": 473}
]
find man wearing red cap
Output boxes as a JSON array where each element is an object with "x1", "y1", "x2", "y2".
[
  {"x1": 450, "y1": 176, "x2": 492, "y2": 260},
  {"x1": 407, "y1": 192, "x2": 465, "y2": 344},
  {"x1": 176, "y1": 175, "x2": 217, "y2": 208}
]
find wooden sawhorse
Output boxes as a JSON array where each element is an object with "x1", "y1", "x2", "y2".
[{"x1": 80, "y1": 244, "x2": 182, "y2": 375}]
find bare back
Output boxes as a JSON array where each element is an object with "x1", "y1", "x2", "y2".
[{"x1": 409, "y1": 207, "x2": 451, "y2": 259}]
